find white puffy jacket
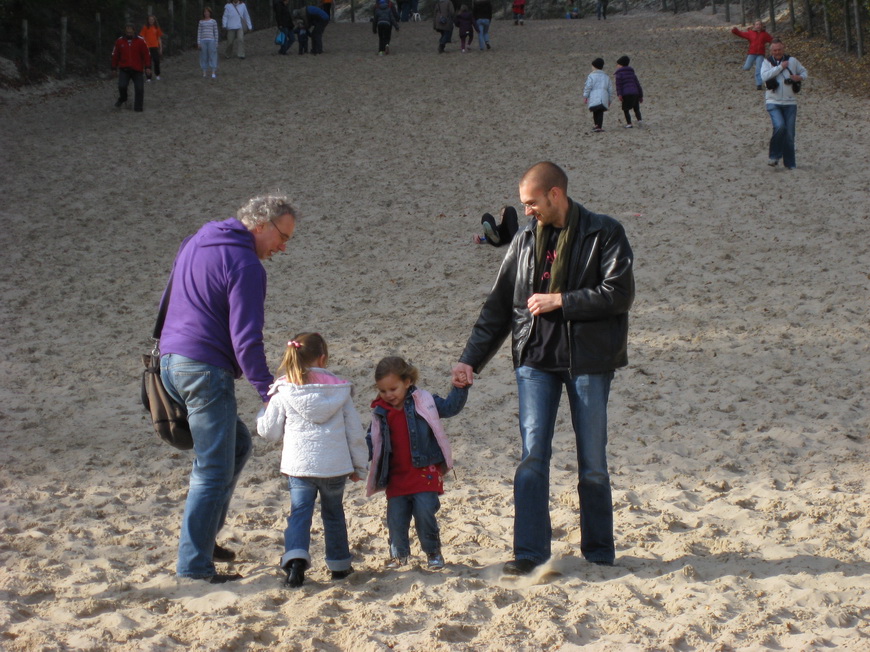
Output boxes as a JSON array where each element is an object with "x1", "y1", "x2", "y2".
[{"x1": 257, "y1": 370, "x2": 369, "y2": 479}]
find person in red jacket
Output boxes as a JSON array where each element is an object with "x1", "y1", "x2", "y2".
[
  {"x1": 732, "y1": 20, "x2": 773, "y2": 90},
  {"x1": 111, "y1": 24, "x2": 152, "y2": 112}
]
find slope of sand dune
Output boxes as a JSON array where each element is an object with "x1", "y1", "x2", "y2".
[{"x1": 1, "y1": 9, "x2": 868, "y2": 650}]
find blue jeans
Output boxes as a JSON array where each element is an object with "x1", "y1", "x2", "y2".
[
  {"x1": 199, "y1": 39, "x2": 217, "y2": 71},
  {"x1": 514, "y1": 366, "x2": 615, "y2": 564},
  {"x1": 283, "y1": 476, "x2": 352, "y2": 571},
  {"x1": 767, "y1": 103, "x2": 798, "y2": 168},
  {"x1": 387, "y1": 492, "x2": 441, "y2": 557},
  {"x1": 743, "y1": 54, "x2": 765, "y2": 87},
  {"x1": 476, "y1": 18, "x2": 490, "y2": 49},
  {"x1": 161, "y1": 354, "x2": 252, "y2": 578}
]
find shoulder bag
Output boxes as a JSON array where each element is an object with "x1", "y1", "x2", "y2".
[{"x1": 141, "y1": 247, "x2": 194, "y2": 450}]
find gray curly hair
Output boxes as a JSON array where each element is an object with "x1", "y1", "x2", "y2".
[{"x1": 236, "y1": 195, "x2": 298, "y2": 230}]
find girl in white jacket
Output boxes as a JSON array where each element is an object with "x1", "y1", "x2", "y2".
[
  {"x1": 583, "y1": 57, "x2": 613, "y2": 132},
  {"x1": 257, "y1": 333, "x2": 368, "y2": 588}
]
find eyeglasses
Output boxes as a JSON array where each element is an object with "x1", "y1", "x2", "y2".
[{"x1": 270, "y1": 219, "x2": 291, "y2": 243}]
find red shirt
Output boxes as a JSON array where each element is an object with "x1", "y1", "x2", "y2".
[
  {"x1": 111, "y1": 35, "x2": 152, "y2": 71},
  {"x1": 375, "y1": 398, "x2": 444, "y2": 499}
]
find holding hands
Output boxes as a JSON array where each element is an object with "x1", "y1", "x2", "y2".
[{"x1": 452, "y1": 362, "x2": 474, "y2": 388}]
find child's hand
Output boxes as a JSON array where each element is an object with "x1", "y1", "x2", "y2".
[{"x1": 349, "y1": 472, "x2": 362, "y2": 482}]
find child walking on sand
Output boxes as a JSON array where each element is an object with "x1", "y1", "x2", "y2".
[
  {"x1": 366, "y1": 356, "x2": 468, "y2": 570},
  {"x1": 257, "y1": 333, "x2": 368, "y2": 588},
  {"x1": 140, "y1": 15, "x2": 164, "y2": 81},
  {"x1": 583, "y1": 57, "x2": 613, "y2": 132},
  {"x1": 615, "y1": 55, "x2": 644, "y2": 128},
  {"x1": 454, "y1": 5, "x2": 475, "y2": 53}
]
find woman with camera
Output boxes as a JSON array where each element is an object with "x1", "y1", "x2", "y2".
[{"x1": 760, "y1": 39, "x2": 807, "y2": 171}]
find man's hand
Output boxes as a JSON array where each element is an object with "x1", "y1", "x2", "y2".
[
  {"x1": 452, "y1": 362, "x2": 474, "y2": 387},
  {"x1": 527, "y1": 292, "x2": 562, "y2": 316}
]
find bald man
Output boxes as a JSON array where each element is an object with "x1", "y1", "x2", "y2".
[{"x1": 453, "y1": 161, "x2": 635, "y2": 575}]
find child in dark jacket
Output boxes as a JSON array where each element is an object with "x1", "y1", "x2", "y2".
[
  {"x1": 454, "y1": 5, "x2": 475, "y2": 53},
  {"x1": 294, "y1": 18, "x2": 309, "y2": 54},
  {"x1": 366, "y1": 356, "x2": 468, "y2": 570},
  {"x1": 615, "y1": 55, "x2": 644, "y2": 128}
]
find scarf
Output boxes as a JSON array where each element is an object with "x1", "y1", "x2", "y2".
[{"x1": 535, "y1": 200, "x2": 579, "y2": 294}]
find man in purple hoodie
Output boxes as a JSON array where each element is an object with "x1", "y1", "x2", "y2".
[{"x1": 160, "y1": 195, "x2": 297, "y2": 583}]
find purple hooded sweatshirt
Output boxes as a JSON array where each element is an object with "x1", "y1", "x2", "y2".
[{"x1": 160, "y1": 218, "x2": 273, "y2": 401}]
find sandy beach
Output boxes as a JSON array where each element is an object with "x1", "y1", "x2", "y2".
[{"x1": 0, "y1": 8, "x2": 868, "y2": 650}]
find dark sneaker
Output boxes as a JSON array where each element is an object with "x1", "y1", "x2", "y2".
[
  {"x1": 427, "y1": 552, "x2": 445, "y2": 570},
  {"x1": 283, "y1": 559, "x2": 306, "y2": 588},
  {"x1": 502, "y1": 559, "x2": 540, "y2": 576},
  {"x1": 213, "y1": 543, "x2": 236, "y2": 562},
  {"x1": 207, "y1": 573, "x2": 243, "y2": 584},
  {"x1": 590, "y1": 560, "x2": 614, "y2": 567},
  {"x1": 331, "y1": 567, "x2": 354, "y2": 580},
  {"x1": 114, "y1": 99, "x2": 124, "y2": 108}
]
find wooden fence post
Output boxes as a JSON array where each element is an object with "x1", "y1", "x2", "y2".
[
  {"x1": 96, "y1": 12, "x2": 102, "y2": 71},
  {"x1": 22, "y1": 19, "x2": 29, "y2": 75},
  {"x1": 168, "y1": 1, "x2": 175, "y2": 55},
  {"x1": 60, "y1": 15, "x2": 68, "y2": 79}
]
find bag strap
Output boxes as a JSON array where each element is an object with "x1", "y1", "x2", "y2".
[{"x1": 152, "y1": 235, "x2": 193, "y2": 346}]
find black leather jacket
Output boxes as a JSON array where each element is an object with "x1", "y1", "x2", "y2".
[{"x1": 459, "y1": 199, "x2": 634, "y2": 376}]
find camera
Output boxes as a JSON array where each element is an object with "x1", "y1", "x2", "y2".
[{"x1": 784, "y1": 78, "x2": 793, "y2": 85}]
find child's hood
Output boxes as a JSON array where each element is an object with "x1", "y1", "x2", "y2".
[{"x1": 269, "y1": 378, "x2": 352, "y2": 424}]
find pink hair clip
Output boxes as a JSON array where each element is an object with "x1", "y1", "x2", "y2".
[{"x1": 288, "y1": 340, "x2": 302, "y2": 349}]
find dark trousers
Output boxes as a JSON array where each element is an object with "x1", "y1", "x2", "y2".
[
  {"x1": 621, "y1": 94, "x2": 642, "y2": 124},
  {"x1": 147, "y1": 48, "x2": 160, "y2": 78},
  {"x1": 309, "y1": 18, "x2": 327, "y2": 54},
  {"x1": 118, "y1": 68, "x2": 145, "y2": 111},
  {"x1": 377, "y1": 23, "x2": 392, "y2": 52},
  {"x1": 591, "y1": 107, "x2": 605, "y2": 128}
]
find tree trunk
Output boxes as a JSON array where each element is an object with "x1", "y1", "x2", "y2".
[
  {"x1": 788, "y1": 0, "x2": 795, "y2": 30},
  {"x1": 854, "y1": 0, "x2": 864, "y2": 57},
  {"x1": 823, "y1": 0, "x2": 832, "y2": 41},
  {"x1": 844, "y1": 0, "x2": 851, "y2": 52},
  {"x1": 768, "y1": 0, "x2": 775, "y2": 30}
]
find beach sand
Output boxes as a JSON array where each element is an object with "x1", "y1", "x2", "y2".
[{"x1": 0, "y1": 9, "x2": 868, "y2": 650}]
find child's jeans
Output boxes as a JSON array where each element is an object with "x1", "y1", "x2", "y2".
[
  {"x1": 387, "y1": 491, "x2": 441, "y2": 558},
  {"x1": 283, "y1": 475, "x2": 353, "y2": 572}
]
